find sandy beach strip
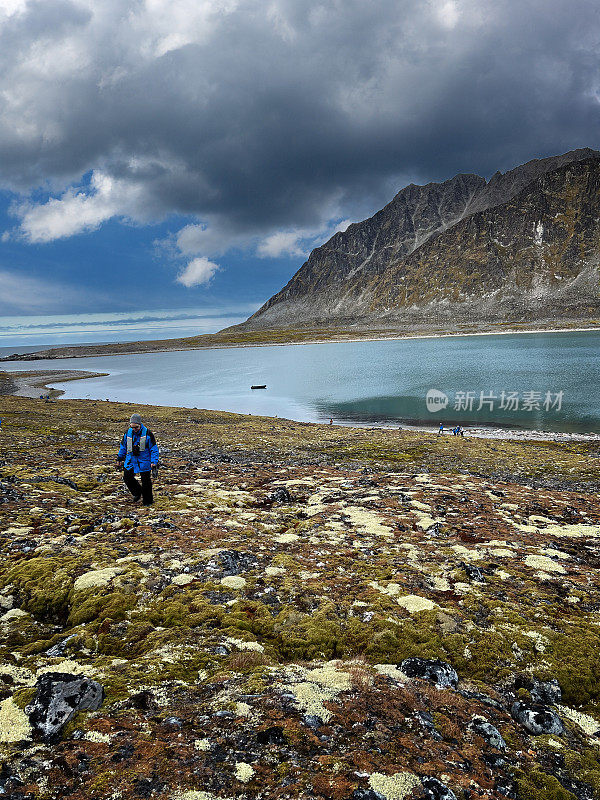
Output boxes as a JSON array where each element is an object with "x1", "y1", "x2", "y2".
[{"x1": 0, "y1": 370, "x2": 109, "y2": 399}]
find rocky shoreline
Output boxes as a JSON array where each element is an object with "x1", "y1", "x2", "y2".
[
  {"x1": 1, "y1": 395, "x2": 600, "y2": 799},
  {"x1": 1, "y1": 319, "x2": 598, "y2": 362}
]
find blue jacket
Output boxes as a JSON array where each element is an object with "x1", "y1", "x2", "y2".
[{"x1": 118, "y1": 425, "x2": 159, "y2": 472}]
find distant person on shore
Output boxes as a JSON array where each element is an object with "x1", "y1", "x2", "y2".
[
  {"x1": 438, "y1": 423, "x2": 444, "y2": 435},
  {"x1": 116, "y1": 413, "x2": 159, "y2": 506}
]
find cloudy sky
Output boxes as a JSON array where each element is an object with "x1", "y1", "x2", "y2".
[{"x1": 0, "y1": 0, "x2": 599, "y2": 342}]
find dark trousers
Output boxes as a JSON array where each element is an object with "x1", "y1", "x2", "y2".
[{"x1": 123, "y1": 468, "x2": 153, "y2": 505}]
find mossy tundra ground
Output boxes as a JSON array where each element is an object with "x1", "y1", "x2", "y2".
[{"x1": 1, "y1": 395, "x2": 600, "y2": 800}]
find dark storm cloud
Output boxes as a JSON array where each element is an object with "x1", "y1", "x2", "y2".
[{"x1": 1, "y1": 0, "x2": 599, "y2": 250}]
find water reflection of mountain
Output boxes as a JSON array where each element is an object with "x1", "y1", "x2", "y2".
[{"x1": 315, "y1": 394, "x2": 596, "y2": 433}]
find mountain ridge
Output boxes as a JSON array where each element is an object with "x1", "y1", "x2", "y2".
[{"x1": 234, "y1": 147, "x2": 600, "y2": 331}]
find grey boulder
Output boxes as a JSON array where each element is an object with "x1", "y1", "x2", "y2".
[
  {"x1": 470, "y1": 716, "x2": 507, "y2": 750},
  {"x1": 400, "y1": 658, "x2": 458, "y2": 689},
  {"x1": 511, "y1": 701, "x2": 564, "y2": 735},
  {"x1": 26, "y1": 671, "x2": 104, "y2": 742}
]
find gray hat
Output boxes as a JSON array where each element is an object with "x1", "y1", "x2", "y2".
[{"x1": 130, "y1": 413, "x2": 142, "y2": 425}]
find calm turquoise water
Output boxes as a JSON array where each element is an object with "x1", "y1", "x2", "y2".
[{"x1": 3, "y1": 331, "x2": 600, "y2": 433}]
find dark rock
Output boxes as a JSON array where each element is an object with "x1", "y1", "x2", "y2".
[
  {"x1": 111, "y1": 743, "x2": 135, "y2": 762},
  {"x1": 458, "y1": 689, "x2": 503, "y2": 710},
  {"x1": 511, "y1": 701, "x2": 564, "y2": 735},
  {"x1": 483, "y1": 753, "x2": 508, "y2": 769},
  {"x1": 531, "y1": 678, "x2": 562, "y2": 705},
  {"x1": 28, "y1": 475, "x2": 79, "y2": 491},
  {"x1": 469, "y1": 717, "x2": 507, "y2": 750},
  {"x1": 163, "y1": 716, "x2": 182, "y2": 729},
  {"x1": 256, "y1": 726, "x2": 287, "y2": 745},
  {"x1": 416, "y1": 711, "x2": 442, "y2": 740},
  {"x1": 203, "y1": 591, "x2": 234, "y2": 605},
  {"x1": 421, "y1": 777, "x2": 458, "y2": 800},
  {"x1": 303, "y1": 714, "x2": 323, "y2": 729},
  {"x1": 127, "y1": 690, "x2": 156, "y2": 711},
  {"x1": 133, "y1": 774, "x2": 165, "y2": 798},
  {"x1": 400, "y1": 658, "x2": 458, "y2": 689},
  {"x1": 214, "y1": 550, "x2": 258, "y2": 576},
  {"x1": 494, "y1": 776, "x2": 518, "y2": 798},
  {"x1": 266, "y1": 487, "x2": 293, "y2": 504},
  {"x1": 45, "y1": 634, "x2": 79, "y2": 658},
  {"x1": 460, "y1": 561, "x2": 486, "y2": 582},
  {"x1": 349, "y1": 791, "x2": 385, "y2": 800},
  {"x1": 25, "y1": 672, "x2": 104, "y2": 743}
]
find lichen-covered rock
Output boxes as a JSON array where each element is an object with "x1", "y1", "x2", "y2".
[
  {"x1": 469, "y1": 716, "x2": 507, "y2": 750},
  {"x1": 25, "y1": 672, "x2": 104, "y2": 742},
  {"x1": 266, "y1": 487, "x2": 293, "y2": 504},
  {"x1": 399, "y1": 658, "x2": 458, "y2": 689},
  {"x1": 510, "y1": 701, "x2": 564, "y2": 735},
  {"x1": 210, "y1": 549, "x2": 257, "y2": 576},
  {"x1": 531, "y1": 678, "x2": 562, "y2": 705}
]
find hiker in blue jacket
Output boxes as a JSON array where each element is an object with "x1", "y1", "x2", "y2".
[{"x1": 116, "y1": 413, "x2": 159, "y2": 505}]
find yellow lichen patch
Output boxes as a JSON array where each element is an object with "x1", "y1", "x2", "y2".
[
  {"x1": 74, "y1": 567, "x2": 121, "y2": 592},
  {"x1": 226, "y1": 637, "x2": 264, "y2": 652},
  {"x1": 341, "y1": 506, "x2": 393, "y2": 538},
  {"x1": 37, "y1": 660, "x2": 91, "y2": 676},
  {"x1": 544, "y1": 548, "x2": 570, "y2": 559},
  {"x1": 194, "y1": 738, "x2": 211, "y2": 751},
  {"x1": 524, "y1": 555, "x2": 566, "y2": 574},
  {"x1": 556, "y1": 705, "x2": 600, "y2": 736},
  {"x1": 220, "y1": 576, "x2": 246, "y2": 589},
  {"x1": 368, "y1": 770, "x2": 421, "y2": 799},
  {"x1": 171, "y1": 574, "x2": 195, "y2": 586},
  {"x1": 1, "y1": 608, "x2": 29, "y2": 622},
  {"x1": 84, "y1": 730, "x2": 111, "y2": 743},
  {"x1": 0, "y1": 664, "x2": 35, "y2": 686},
  {"x1": 265, "y1": 566, "x2": 285, "y2": 576},
  {"x1": 523, "y1": 631, "x2": 549, "y2": 652},
  {"x1": 282, "y1": 661, "x2": 352, "y2": 722},
  {"x1": 0, "y1": 698, "x2": 31, "y2": 742},
  {"x1": 369, "y1": 581, "x2": 402, "y2": 597},
  {"x1": 430, "y1": 576, "x2": 451, "y2": 591},
  {"x1": 451, "y1": 544, "x2": 483, "y2": 561},
  {"x1": 275, "y1": 533, "x2": 299, "y2": 543},
  {"x1": 374, "y1": 664, "x2": 408, "y2": 682},
  {"x1": 1, "y1": 526, "x2": 32, "y2": 536},
  {"x1": 234, "y1": 762, "x2": 255, "y2": 782},
  {"x1": 511, "y1": 519, "x2": 600, "y2": 538},
  {"x1": 397, "y1": 595, "x2": 437, "y2": 613},
  {"x1": 172, "y1": 792, "x2": 231, "y2": 800}
]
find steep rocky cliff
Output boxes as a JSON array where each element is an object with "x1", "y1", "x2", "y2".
[{"x1": 238, "y1": 148, "x2": 600, "y2": 330}]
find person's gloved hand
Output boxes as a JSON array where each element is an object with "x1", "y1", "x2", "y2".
[
  {"x1": 115, "y1": 459, "x2": 124, "y2": 472},
  {"x1": 151, "y1": 464, "x2": 159, "y2": 480}
]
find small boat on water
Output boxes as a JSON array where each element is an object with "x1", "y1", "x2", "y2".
[{"x1": 251, "y1": 384, "x2": 267, "y2": 390}]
